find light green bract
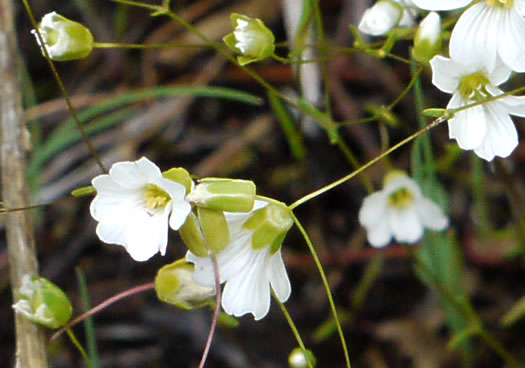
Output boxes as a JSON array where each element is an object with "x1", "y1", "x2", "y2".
[
  {"x1": 187, "y1": 178, "x2": 256, "y2": 213},
  {"x1": 32, "y1": 12, "x2": 94, "y2": 61},
  {"x1": 12, "y1": 275, "x2": 72, "y2": 329},
  {"x1": 223, "y1": 13, "x2": 275, "y2": 65}
]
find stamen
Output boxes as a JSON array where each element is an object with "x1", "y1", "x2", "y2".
[
  {"x1": 458, "y1": 71, "x2": 491, "y2": 101},
  {"x1": 388, "y1": 188, "x2": 414, "y2": 208},
  {"x1": 144, "y1": 184, "x2": 171, "y2": 210},
  {"x1": 487, "y1": 0, "x2": 513, "y2": 8}
]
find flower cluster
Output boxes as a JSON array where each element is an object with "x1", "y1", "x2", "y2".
[{"x1": 89, "y1": 157, "x2": 293, "y2": 320}]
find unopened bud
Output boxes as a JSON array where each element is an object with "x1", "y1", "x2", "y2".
[
  {"x1": 31, "y1": 12, "x2": 94, "y2": 61},
  {"x1": 412, "y1": 12, "x2": 441, "y2": 63},
  {"x1": 187, "y1": 178, "x2": 256, "y2": 213},
  {"x1": 12, "y1": 275, "x2": 72, "y2": 329},
  {"x1": 358, "y1": 1, "x2": 403, "y2": 36},
  {"x1": 223, "y1": 13, "x2": 275, "y2": 65},
  {"x1": 288, "y1": 348, "x2": 317, "y2": 368},
  {"x1": 155, "y1": 260, "x2": 215, "y2": 310}
]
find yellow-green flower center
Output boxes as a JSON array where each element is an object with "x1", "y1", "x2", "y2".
[
  {"x1": 144, "y1": 184, "x2": 171, "y2": 210},
  {"x1": 487, "y1": 0, "x2": 513, "y2": 8},
  {"x1": 388, "y1": 188, "x2": 414, "y2": 208},
  {"x1": 458, "y1": 71, "x2": 490, "y2": 101}
]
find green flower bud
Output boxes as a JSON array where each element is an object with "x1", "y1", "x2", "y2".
[
  {"x1": 179, "y1": 208, "x2": 230, "y2": 256},
  {"x1": 243, "y1": 202, "x2": 293, "y2": 253},
  {"x1": 187, "y1": 178, "x2": 256, "y2": 213},
  {"x1": 32, "y1": 12, "x2": 94, "y2": 61},
  {"x1": 12, "y1": 275, "x2": 72, "y2": 329},
  {"x1": 288, "y1": 348, "x2": 317, "y2": 368},
  {"x1": 223, "y1": 13, "x2": 275, "y2": 66},
  {"x1": 155, "y1": 259, "x2": 215, "y2": 310},
  {"x1": 163, "y1": 167, "x2": 193, "y2": 195},
  {"x1": 412, "y1": 12, "x2": 442, "y2": 64}
]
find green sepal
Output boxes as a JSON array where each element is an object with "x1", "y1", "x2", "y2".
[
  {"x1": 179, "y1": 212, "x2": 209, "y2": 257},
  {"x1": 422, "y1": 108, "x2": 447, "y2": 118},
  {"x1": 243, "y1": 202, "x2": 293, "y2": 252},
  {"x1": 155, "y1": 259, "x2": 215, "y2": 310},
  {"x1": 163, "y1": 167, "x2": 193, "y2": 194},
  {"x1": 71, "y1": 185, "x2": 96, "y2": 197},
  {"x1": 197, "y1": 207, "x2": 230, "y2": 253}
]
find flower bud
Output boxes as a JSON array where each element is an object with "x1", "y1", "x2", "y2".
[
  {"x1": 12, "y1": 275, "x2": 72, "y2": 329},
  {"x1": 179, "y1": 207, "x2": 230, "y2": 256},
  {"x1": 358, "y1": 1, "x2": 403, "y2": 36},
  {"x1": 155, "y1": 259, "x2": 215, "y2": 310},
  {"x1": 242, "y1": 202, "x2": 293, "y2": 253},
  {"x1": 288, "y1": 348, "x2": 317, "y2": 368},
  {"x1": 31, "y1": 12, "x2": 94, "y2": 61},
  {"x1": 412, "y1": 12, "x2": 442, "y2": 63},
  {"x1": 223, "y1": 13, "x2": 275, "y2": 65},
  {"x1": 187, "y1": 178, "x2": 256, "y2": 213}
]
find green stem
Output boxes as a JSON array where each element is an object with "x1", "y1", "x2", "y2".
[
  {"x1": 289, "y1": 117, "x2": 445, "y2": 210},
  {"x1": 388, "y1": 65, "x2": 423, "y2": 111},
  {"x1": 21, "y1": 0, "x2": 107, "y2": 174},
  {"x1": 66, "y1": 328, "x2": 92, "y2": 368},
  {"x1": 274, "y1": 293, "x2": 313, "y2": 368},
  {"x1": 291, "y1": 213, "x2": 352, "y2": 368},
  {"x1": 93, "y1": 41, "x2": 208, "y2": 49}
]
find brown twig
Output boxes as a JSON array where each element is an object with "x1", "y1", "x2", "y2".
[{"x1": 0, "y1": 0, "x2": 48, "y2": 366}]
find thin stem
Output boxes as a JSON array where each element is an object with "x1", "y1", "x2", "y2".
[
  {"x1": 93, "y1": 41, "x2": 209, "y2": 49},
  {"x1": 274, "y1": 293, "x2": 313, "y2": 368},
  {"x1": 198, "y1": 255, "x2": 221, "y2": 368},
  {"x1": 65, "y1": 328, "x2": 92, "y2": 368},
  {"x1": 292, "y1": 213, "x2": 351, "y2": 368},
  {"x1": 387, "y1": 65, "x2": 423, "y2": 111},
  {"x1": 21, "y1": 0, "x2": 107, "y2": 173},
  {"x1": 289, "y1": 117, "x2": 445, "y2": 210},
  {"x1": 50, "y1": 283, "x2": 154, "y2": 342}
]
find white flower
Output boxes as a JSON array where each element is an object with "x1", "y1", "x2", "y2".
[
  {"x1": 31, "y1": 12, "x2": 94, "y2": 61},
  {"x1": 186, "y1": 200, "x2": 292, "y2": 320},
  {"x1": 90, "y1": 157, "x2": 191, "y2": 262},
  {"x1": 412, "y1": 0, "x2": 525, "y2": 72},
  {"x1": 430, "y1": 55, "x2": 525, "y2": 161},
  {"x1": 358, "y1": 1, "x2": 405, "y2": 36},
  {"x1": 358, "y1": 172, "x2": 448, "y2": 247}
]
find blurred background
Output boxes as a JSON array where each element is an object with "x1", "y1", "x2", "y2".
[{"x1": 3, "y1": 0, "x2": 525, "y2": 367}]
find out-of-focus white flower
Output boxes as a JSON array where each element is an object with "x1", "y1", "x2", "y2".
[
  {"x1": 12, "y1": 275, "x2": 72, "y2": 329},
  {"x1": 223, "y1": 13, "x2": 275, "y2": 65},
  {"x1": 31, "y1": 12, "x2": 94, "y2": 61},
  {"x1": 412, "y1": 11, "x2": 441, "y2": 63},
  {"x1": 358, "y1": 171, "x2": 448, "y2": 247},
  {"x1": 90, "y1": 157, "x2": 191, "y2": 262},
  {"x1": 430, "y1": 55, "x2": 525, "y2": 161},
  {"x1": 413, "y1": 0, "x2": 525, "y2": 72},
  {"x1": 358, "y1": 0, "x2": 405, "y2": 36},
  {"x1": 186, "y1": 200, "x2": 292, "y2": 320}
]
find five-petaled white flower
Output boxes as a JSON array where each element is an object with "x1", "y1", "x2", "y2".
[
  {"x1": 430, "y1": 55, "x2": 525, "y2": 161},
  {"x1": 412, "y1": 0, "x2": 525, "y2": 72},
  {"x1": 90, "y1": 157, "x2": 192, "y2": 262},
  {"x1": 186, "y1": 200, "x2": 292, "y2": 320},
  {"x1": 359, "y1": 171, "x2": 448, "y2": 247}
]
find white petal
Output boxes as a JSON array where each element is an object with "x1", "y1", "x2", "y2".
[
  {"x1": 497, "y1": 7, "x2": 525, "y2": 72},
  {"x1": 366, "y1": 218, "x2": 392, "y2": 248},
  {"x1": 389, "y1": 208, "x2": 424, "y2": 244},
  {"x1": 269, "y1": 251, "x2": 291, "y2": 303},
  {"x1": 488, "y1": 60, "x2": 512, "y2": 86},
  {"x1": 383, "y1": 175, "x2": 422, "y2": 198},
  {"x1": 358, "y1": 2, "x2": 401, "y2": 36},
  {"x1": 414, "y1": 198, "x2": 448, "y2": 231},
  {"x1": 447, "y1": 95, "x2": 487, "y2": 150},
  {"x1": 411, "y1": 0, "x2": 471, "y2": 10},
  {"x1": 473, "y1": 103, "x2": 518, "y2": 161},
  {"x1": 499, "y1": 95, "x2": 525, "y2": 117},
  {"x1": 358, "y1": 192, "x2": 388, "y2": 228},
  {"x1": 106, "y1": 160, "x2": 150, "y2": 189},
  {"x1": 450, "y1": 3, "x2": 498, "y2": 73},
  {"x1": 429, "y1": 56, "x2": 463, "y2": 94},
  {"x1": 221, "y1": 250, "x2": 271, "y2": 320}
]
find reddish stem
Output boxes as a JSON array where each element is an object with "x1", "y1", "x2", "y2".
[
  {"x1": 50, "y1": 282, "x2": 154, "y2": 342},
  {"x1": 198, "y1": 255, "x2": 221, "y2": 368}
]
